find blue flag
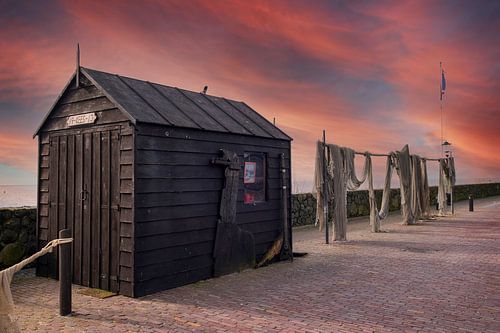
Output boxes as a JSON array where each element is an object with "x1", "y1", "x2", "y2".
[{"x1": 441, "y1": 69, "x2": 446, "y2": 100}]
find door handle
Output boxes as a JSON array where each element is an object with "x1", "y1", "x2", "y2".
[{"x1": 80, "y1": 184, "x2": 89, "y2": 201}]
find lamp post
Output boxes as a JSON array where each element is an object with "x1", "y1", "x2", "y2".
[
  {"x1": 442, "y1": 140, "x2": 451, "y2": 157},
  {"x1": 442, "y1": 141, "x2": 453, "y2": 213}
]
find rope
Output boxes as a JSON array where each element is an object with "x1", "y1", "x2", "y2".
[{"x1": 0, "y1": 238, "x2": 73, "y2": 315}]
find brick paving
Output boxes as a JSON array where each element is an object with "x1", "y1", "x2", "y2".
[{"x1": 7, "y1": 197, "x2": 500, "y2": 332}]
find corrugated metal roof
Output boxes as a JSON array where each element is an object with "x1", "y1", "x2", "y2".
[{"x1": 82, "y1": 67, "x2": 291, "y2": 140}]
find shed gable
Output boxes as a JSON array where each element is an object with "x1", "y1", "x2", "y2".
[{"x1": 36, "y1": 73, "x2": 130, "y2": 134}]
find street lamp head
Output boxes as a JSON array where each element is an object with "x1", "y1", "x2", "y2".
[{"x1": 442, "y1": 141, "x2": 453, "y2": 158}]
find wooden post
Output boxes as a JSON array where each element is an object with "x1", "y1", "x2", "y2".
[
  {"x1": 469, "y1": 195, "x2": 474, "y2": 212},
  {"x1": 59, "y1": 229, "x2": 72, "y2": 316},
  {"x1": 451, "y1": 185, "x2": 454, "y2": 214},
  {"x1": 211, "y1": 150, "x2": 255, "y2": 276},
  {"x1": 323, "y1": 130, "x2": 329, "y2": 244},
  {"x1": 280, "y1": 153, "x2": 292, "y2": 260}
]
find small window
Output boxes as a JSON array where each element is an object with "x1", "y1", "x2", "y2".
[{"x1": 243, "y1": 152, "x2": 266, "y2": 204}]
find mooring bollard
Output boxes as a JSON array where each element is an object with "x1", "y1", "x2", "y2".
[
  {"x1": 469, "y1": 195, "x2": 474, "y2": 212},
  {"x1": 59, "y1": 229, "x2": 72, "y2": 316}
]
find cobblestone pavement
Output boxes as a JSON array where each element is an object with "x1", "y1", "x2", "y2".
[{"x1": 8, "y1": 197, "x2": 500, "y2": 332}]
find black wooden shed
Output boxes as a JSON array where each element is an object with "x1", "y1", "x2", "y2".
[{"x1": 34, "y1": 67, "x2": 292, "y2": 297}]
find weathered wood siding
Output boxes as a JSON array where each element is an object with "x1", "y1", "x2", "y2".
[
  {"x1": 40, "y1": 76, "x2": 129, "y2": 133},
  {"x1": 36, "y1": 77, "x2": 135, "y2": 296},
  {"x1": 133, "y1": 124, "x2": 291, "y2": 296}
]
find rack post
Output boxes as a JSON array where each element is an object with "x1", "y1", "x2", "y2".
[
  {"x1": 323, "y1": 130, "x2": 329, "y2": 244},
  {"x1": 59, "y1": 229, "x2": 72, "y2": 316},
  {"x1": 451, "y1": 185, "x2": 454, "y2": 214}
]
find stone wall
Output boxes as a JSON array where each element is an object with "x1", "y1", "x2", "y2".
[
  {"x1": 0, "y1": 208, "x2": 37, "y2": 269},
  {"x1": 292, "y1": 183, "x2": 500, "y2": 227}
]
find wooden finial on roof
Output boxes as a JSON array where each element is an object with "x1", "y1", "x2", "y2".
[{"x1": 76, "y1": 43, "x2": 80, "y2": 88}]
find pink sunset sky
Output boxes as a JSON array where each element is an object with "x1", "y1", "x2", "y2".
[{"x1": 1, "y1": 0, "x2": 499, "y2": 191}]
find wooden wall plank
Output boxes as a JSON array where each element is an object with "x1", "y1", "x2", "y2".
[
  {"x1": 40, "y1": 192, "x2": 49, "y2": 204},
  {"x1": 41, "y1": 155, "x2": 50, "y2": 168},
  {"x1": 73, "y1": 134, "x2": 83, "y2": 285},
  {"x1": 39, "y1": 229, "x2": 48, "y2": 241},
  {"x1": 48, "y1": 136, "x2": 59, "y2": 279},
  {"x1": 120, "y1": 251, "x2": 133, "y2": 268},
  {"x1": 136, "y1": 178, "x2": 224, "y2": 193},
  {"x1": 59, "y1": 85, "x2": 104, "y2": 104},
  {"x1": 58, "y1": 136, "x2": 68, "y2": 230},
  {"x1": 120, "y1": 208, "x2": 133, "y2": 222},
  {"x1": 136, "y1": 135, "x2": 289, "y2": 156},
  {"x1": 43, "y1": 109, "x2": 127, "y2": 132},
  {"x1": 100, "y1": 130, "x2": 111, "y2": 291},
  {"x1": 120, "y1": 237, "x2": 133, "y2": 252},
  {"x1": 110, "y1": 130, "x2": 121, "y2": 293},
  {"x1": 120, "y1": 179, "x2": 133, "y2": 193},
  {"x1": 135, "y1": 150, "x2": 289, "y2": 168},
  {"x1": 82, "y1": 132, "x2": 92, "y2": 286},
  {"x1": 91, "y1": 132, "x2": 101, "y2": 288},
  {"x1": 135, "y1": 191, "x2": 220, "y2": 208},
  {"x1": 120, "y1": 150, "x2": 133, "y2": 164},
  {"x1": 135, "y1": 203, "x2": 219, "y2": 222},
  {"x1": 66, "y1": 135, "x2": 75, "y2": 238},
  {"x1": 120, "y1": 135, "x2": 133, "y2": 150},
  {"x1": 120, "y1": 222, "x2": 133, "y2": 237},
  {"x1": 135, "y1": 229, "x2": 215, "y2": 252},
  {"x1": 51, "y1": 96, "x2": 115, "y2": 118},
  {"x1": 136, "y1": 254, "x2": 212, "y2": 282},
  {"x1": 40, "y1": 180, "x2": 49, "y2": 192},
  {"x1": 120, "y1": 165, "x2": 133, "y2": 179},
  {"x1": 136, "y1": 124, "x2": 290, "y2": 148},
  {"x1": 39, "y1": 205, "x2": 49, "y2": 217},
  {"x1": 135, "y1": 215, "x2": 217, "y2": 237},
  {"x1": 135, "y1": 241, "x2": 213, "y2": 267},
  {"x1": 119, "y1": 266, "x2": 133, "y2": 282},
  {"x1": 41, "y1": 144, "x2": 50, "y2": 156},
  {"x1": 120, "y1": 193, "x2": 133, "y2": 208}
]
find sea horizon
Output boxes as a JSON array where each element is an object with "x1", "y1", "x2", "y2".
[{"x1": 0, "y1": 184, "x2": 37, "y2": 208}]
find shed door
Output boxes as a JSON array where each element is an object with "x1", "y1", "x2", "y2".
[{"x1": 48, "y1": 129, "x2": 121, "y2": 292}]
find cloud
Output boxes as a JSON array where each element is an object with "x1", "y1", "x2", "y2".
[{"x1": 0, "y1": 0, "x2": 499, "y2": 188}]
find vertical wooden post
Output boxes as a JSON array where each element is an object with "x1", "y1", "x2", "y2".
[
  {"x1": 59, "y1": 229, "x2": 72, "y2": 316},
  {"x1": 280, "y1": 153, "x2": 292, "y2": 260},
  {"x1": 469, "y1": 195, "x2": 474, "y2": 212},
  {"x1": 323, "y1": 130, "x2": 329, "y2": 244},
  {"x1": 451, "y1": 185, "x2": 454, "y2": 214}
]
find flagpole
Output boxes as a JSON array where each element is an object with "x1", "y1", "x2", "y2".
[{"x1": 440, "y1": 61, "x2": 443, "y2": 157}]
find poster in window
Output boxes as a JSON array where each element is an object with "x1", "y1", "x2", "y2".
[
  {"x1": 243, "y1": 152, "x2": 266, "y2": 204},
  {"x1": 244, "y1": 162, "x2": 256, "y2": 184}
]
